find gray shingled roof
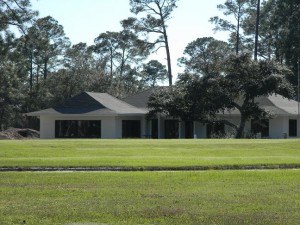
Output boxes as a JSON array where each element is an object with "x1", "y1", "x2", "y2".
[
  {"x1": 86, "y1": 92, "x2": 147, "y2": 114},
  {"x1": 219, "y1": 94, "x2": 299, "y2": 116},
  {"x1": 26, "y1": 92, "x2": 146, "y2": 116},
  {"x1": 26, "y1": 90, "x2": 299, "y2": 117},
  {"x1": 123, "y1": 87, "x2": 162, "y2": 109},
  {"x1": 123, "y1": 88, "x2": 299, "y2": 116}
]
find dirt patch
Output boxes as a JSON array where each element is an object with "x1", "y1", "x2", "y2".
[{"x1": 0, "y1": 128, "x2": 39, "y2": 140}]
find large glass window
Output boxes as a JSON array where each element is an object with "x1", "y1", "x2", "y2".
[
  {"x1": 122, "y1": 120, "x2": 141, "y2": 138},
  {"x1": 185, "y1": 121, "x2": 194, "y2": 139},
  {"x1": 251, "y1": 119, "x2": 269, "y2": 138},
  {"x1": 289, "y1": 119, "x2": 297, "y2": 137},
  {"x1": 151, "y1": 119, "x2": 158, "y2": 139},
  {"x1": 55, "y1": 120, "x2": 101, "y2": 138},
  {"x1": 165, "y1": 120, "x2": 179, "y2": 139},
  {"x1": 207, "y1": 122, "x2": 225, "y2": 138}
]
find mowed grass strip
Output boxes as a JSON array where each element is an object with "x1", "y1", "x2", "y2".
[
  {"x1": 1, "y1": 139, "x2": 300, "y2": 168},
  {"x1": 1, "y1": 170, "x2": 300, "y2": 225}
]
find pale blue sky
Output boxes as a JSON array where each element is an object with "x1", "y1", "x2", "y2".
[{"x1": 31, "y1": 0, "x2": 228, "y2": 79}]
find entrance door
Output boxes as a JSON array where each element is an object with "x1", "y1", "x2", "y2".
[
  {"x1": 151, "y1": 119, "x2": 158, "y2": 139},
  {"x1": 251, "y1": 119, "x2": 269, "y2": 138},
  {"x1": 289, "y1": 119, "x2": 297, "y2": 137},
  {"x1": 165, "y1": 120, "x2": 179, "y2": 139},
  {"x1": 185, "y1": 121, "x2": 194, "y2": 139},
  {"x1": 122, "y1": 120, "x2": 141, "y2": 138},
  {"x1": 207, "y1": 123, "x2": 225, "y2": 138}
]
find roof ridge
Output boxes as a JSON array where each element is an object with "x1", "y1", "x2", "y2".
[
  {"x1": 122, "y1": 87, "x2": 164, "y2": 100},
  {"x1": 86, "y1": 92, "x2": 145, "y2": 113}
]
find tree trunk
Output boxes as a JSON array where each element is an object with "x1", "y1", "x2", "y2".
[
  {"x1": 164, "y1": 30, "x2": 172, "y2": 86},
  {"x1": 120, "y1": 48, "x2": 126, "y2": 77},
  {"x1": 254, "y1": 0, "x2": 261, "y2": 61},
  {"x1": 43, "y1": 59, "x2": 48, "y2": 80},
  {"x1": 236, "y1": 5, "x2": 241, "y2": 55},
  {"x1": 158, "y1": 5, "x2": 172, "y2": 86},
  {"x1": 29, "y1": 51, "x2": 33, "y2": 92},
  {"x1": 110, "y1": 48, "x2": 113, "y2": 81}
]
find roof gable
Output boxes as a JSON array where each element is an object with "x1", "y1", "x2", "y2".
[
  {"x1": 267, "y1": 94, "x2": 299, "y2": 115},
  {"x1": 54, "y1": 92, "x2": 105, "y2": 114},
  {"x1": 86, "y1": 92, "x2": 146, "y2": 114},
  {"x1": 26, "y1": 92, "x2": 146, "y2": 116}
]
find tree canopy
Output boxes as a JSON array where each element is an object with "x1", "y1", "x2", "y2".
[
  {"x1": 148, "y1": 53, "x2": 295, "y2": 138},
  {"x1": 129, "y1": 0, "x2": 178, "y2": 86},
  {"x1": 0, "y1": 0, "x2": 299, "y2": 134}
]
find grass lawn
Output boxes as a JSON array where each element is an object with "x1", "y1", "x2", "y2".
[
  {"x1": 1, "y1": 170, "x2": 300, "y2": 225},
  {"x1": 0, "y1": 139, "x2": 300, "y2": 168}
]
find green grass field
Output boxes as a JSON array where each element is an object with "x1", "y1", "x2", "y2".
[
  {"x1": 1, "y1": 170, "x2": 300, "y2": 225},
  {"x1": 1, "y1": 139, "x2": 300, "y2": 168},
  {"x1": 1, "y1": 139, "x2": 300, "y2": 224}
]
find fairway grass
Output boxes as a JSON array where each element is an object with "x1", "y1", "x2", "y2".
[
  {"x1": 1, "y1": 170, "x2": 300, "y2": 225},
  {"x1": 1, "y1": 139, "x2": 300, "y2": 168}
]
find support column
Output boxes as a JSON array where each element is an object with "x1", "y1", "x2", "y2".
[
  {"x1": 178, "y1": 120, "x2": 182, "y2": 139},
  {"x1": 193, "y1": 121, "x2": 197, "y2": 139},
  {"x1": 149, "y1": 119, "x2": 152, "y2": 138},
  {"x1": 158, "y1": 115, "x2": 161, "y2": 139},
  {"x1": 141, "y1": 117, "x2": 146, "y2": 138}
]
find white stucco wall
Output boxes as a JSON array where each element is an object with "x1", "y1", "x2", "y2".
[
  {"x1": 101, "y1": 117, "x2": 117, "y2": 139},
  {"x1": 39, "y1": 114, "x2": 299, "y2": 139},
  {"x1": 40, "y1": 116, "x2": 55, "y2": 139},
  {"x1": 269, "y1": 117, "x2": 284, "y2": 139}
]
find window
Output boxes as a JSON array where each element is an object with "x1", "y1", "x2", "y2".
[
  {"x1": 289, "y1": 119, "x2": 297, "y2": 137},
  {"x1": 151, "y1": 119, "x2": 158, "y2": 139},
  {"x1": 207, "y1": 122, "x2": 225, "y2": 138},
  {"x1": 165, "y1": 120, "x2": 179, "y2": 139},
  {"x1": 185, "y1": 121, "x2": 194, "y2": 139},
  {"x1": 122, "y1": 120, "x2": 141, "y2": 138},
  {"x1": 55, "y1": 120, "x2": 101, "y2": 138},
  {"x1": 251, "y1": 119, "x2": 269, "y2": 138}
]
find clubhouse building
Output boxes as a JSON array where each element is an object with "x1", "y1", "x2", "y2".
[{"x1": 26, "y1": 89, "x2": 300, "y2": 139}]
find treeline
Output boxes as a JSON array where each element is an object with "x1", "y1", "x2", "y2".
[{"x1": 0, "y1": 0, "x2": 299, "y2": 130}]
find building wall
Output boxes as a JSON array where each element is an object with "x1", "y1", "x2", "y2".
[
  {"x1": 39, "y1": 116, "x2": 118, "y2": 139},
  {"x1": 101, "y1": 117, "x2": 117, "y2": 139},
  {"x1": 269, "y1": 117, "x2": 285, "y2": 139},
  {"x1": 40, "y1": 116, "x2": 55, "y2": 139},
  {"x1": 39, "y1": 114, "x2": 299, "y2": 139},
  {"x1": 221, "y1": 116, "x2": 299, "y2": 139}
]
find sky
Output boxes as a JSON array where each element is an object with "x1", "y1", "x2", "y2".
[{"x1": 31, "y1": 0, "x2": 229, "y2": 81}]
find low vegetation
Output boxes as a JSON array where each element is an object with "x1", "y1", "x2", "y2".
[
  {"x1": 0, "y1": 139, "x2": 300, "y2": 168},
  {"x1": 1, "y1": 139, "x2": 300, "y2": 224},
  {"x1": 1, "y1": 170, "x2": 300, "y2": 225}
]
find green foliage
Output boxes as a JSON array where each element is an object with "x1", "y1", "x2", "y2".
[
  {"x1": 178, "y1": 37, "x2": 232, "y2": 76},
  {"x1": 149, "y1": 53, "x2": 295, "y2": 138},
  {"x1": 141, "y1": 60, "x2": 168, "y2": 87},
  {"x1": 209, "y1": 0, "x2": 256, "y2": 54},
  {"x1": 0, "y1": 0, "x2": 37, "y2": 33},
  {"x1": 24, "y1": 16, "x2": 71, "y2": 80},
  {"x1": 270, "y1": 0, "x2": 300, "y2": 86},
  {"x1": 129, "y1": 0, "x2": 178, "y2": 85}
]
